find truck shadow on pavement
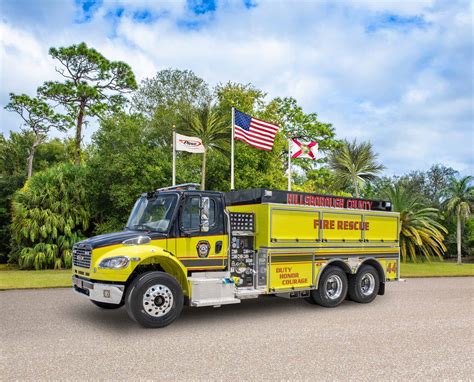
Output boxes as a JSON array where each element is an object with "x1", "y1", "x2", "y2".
[{"x1": 68, "y1": 295, "x2": 364, "y2": 331}]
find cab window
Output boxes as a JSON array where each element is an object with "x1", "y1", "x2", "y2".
[
  {"x1": 181, "y1": 196, "x2": 220, "y2": 233},
  {"x1": 208, "y1": 199, "x2": 216, "y2": 227},
  {"x1": 182, "y1": 197, "x2": 200, "y2": 231}
]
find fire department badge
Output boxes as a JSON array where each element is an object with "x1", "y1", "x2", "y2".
[{"x1": 196, "y1": 240, "x2": 211, "y2": 258}]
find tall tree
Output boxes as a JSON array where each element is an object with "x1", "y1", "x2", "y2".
[
  {"x1": 328, "y1": 139, "x2": 385, "y2": 198},
  {"x1": 425, "y1": 165, "x2": 458, "y2": 207},
  {"x1": 38, "y1": 42, "x2": 137, "y2": 164},
  {"x1": 87, "y1": 113, "x2": 173, "y2": 233},
  {"x1": 215, "y1": 82, "x2": 266, "y2": 115},
  {"x1": 214, "y1": 82, "x2": 286, "y2": 191},
  {"x1": 387, "y1": 165, "x2": 458, "y2": 207},
  {"x1": 133, "y1": 69, "x2": 211, "y2": 118},
  {"x1": 132, "y1": 69, "x2": 212, "y2": 159},
  {"x1": 4, "y1": 94, "x2": 60, "y2": 178},
  {"x1": 384, "y1": 184, "x2": 447, "y2": 262},
  {"x1": 443, "y1": 176, "x2": 474, "y2": 264},
  {"x1": 178, "y1": 104, "x2": 229, "y2": 190},
  {"x1": 269, "y1": 97, "x2": 339, "y2": 192}
]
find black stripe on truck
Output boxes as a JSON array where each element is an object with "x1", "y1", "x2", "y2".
[{"x1": 180, "y1": 259, "x2": 226, "y2": 267}]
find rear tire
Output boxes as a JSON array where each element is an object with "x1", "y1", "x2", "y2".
[
  {"x1": 91, "y1": 300, "x2": 123, "y2": 309},
  {"x1": 309, "y1": 266, "x2": 348, "y2": 308},
  {"x1": 125, "y1": 271, "x2": 184, "y2": 328},
  {"x1": 348, "y1": 265, "x2": 380, "y2": 303}
]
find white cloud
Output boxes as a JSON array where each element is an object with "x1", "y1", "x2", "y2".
[
  {"x1": 0, "y1": 22, "x2": 56, "y2": 93},
  {"x1": 0, "y1": 22, "x2": 61, "y2": 135},
  {"x1": 350, "y1": 0, "x2": 435, "y2": 15},
  {"x1": 0, "y1": 0, "x2": 472, "y2": 177}
]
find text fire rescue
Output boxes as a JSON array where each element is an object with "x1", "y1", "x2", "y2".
[
  {"x1": 314, "y1": 219, "x2": 370, "y2": 231},
  {"x1": 287, "y1": 193, "x2": 373, "y2": 210},
  {"x1": 276, "y1": 267, "x2": 307, "y2": 285}
]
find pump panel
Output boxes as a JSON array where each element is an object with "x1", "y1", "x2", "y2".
[{"x1": 229, "y1": 212, "x2": 256, "y2": 287}]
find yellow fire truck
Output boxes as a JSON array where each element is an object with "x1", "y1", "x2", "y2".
[{"x1": 72, "y1": 184, "x2": 400, "y2": 328}]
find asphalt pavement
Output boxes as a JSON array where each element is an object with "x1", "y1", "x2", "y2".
[{"x1": 1, "y1": 277, "x2": 473, "y2": 380}]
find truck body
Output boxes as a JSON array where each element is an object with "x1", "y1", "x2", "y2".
[{"x1": 72, "y1": 185, "x2": 400, "y2": 328}]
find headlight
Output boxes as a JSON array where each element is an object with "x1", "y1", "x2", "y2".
[
  {"x1": 122, "y1": 235, "x2": 151, "y2": 246},
  {"x1": 98, "y1": 256, "x2": 130, "y2": 269}
]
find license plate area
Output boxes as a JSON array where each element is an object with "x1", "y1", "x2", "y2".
[{"x1": 73, "y1": 277, "x2": 94, "y2": 290}]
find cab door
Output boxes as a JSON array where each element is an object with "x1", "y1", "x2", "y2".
[{"x1": 175, "y1": 194, "x2": 228, "y2": 271}]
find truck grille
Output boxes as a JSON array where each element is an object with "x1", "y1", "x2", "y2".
[{"x1": 72, "y1": 245, "x2": 92, "y2": 269}]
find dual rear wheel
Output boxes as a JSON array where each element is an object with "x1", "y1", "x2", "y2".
[{"x1": 307, "y1": 264, "x2": 380, "y2": 307}]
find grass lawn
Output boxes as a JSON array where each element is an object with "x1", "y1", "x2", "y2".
[
  {"x1": 400, "y1": 261, "x2": 474, "y2": 278},
  {"x1": 0, "y1": 264, "x2": 71, "y2": 290},
  {"x1": 0, "y1": 260, "x2": 473, "y2": 290}
]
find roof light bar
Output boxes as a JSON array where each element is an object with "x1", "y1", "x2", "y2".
[{"x1": 157, "y1": 183, "x2": 201, "y2": 192}]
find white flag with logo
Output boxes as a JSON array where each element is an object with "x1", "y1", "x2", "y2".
[
  {"x1": 290, "y1": 138, "x2": 318, "y2": 159},
  {"x1": 175, "y1": 133, "x2": 205, "y2": 153}
]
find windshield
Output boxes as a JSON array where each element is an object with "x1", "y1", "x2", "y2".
[{"x1": 126, "y1": 194, "x2": 178, "y2": 232}]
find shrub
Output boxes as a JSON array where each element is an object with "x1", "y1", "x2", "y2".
[{"x1": 10, "y1": 163, "x2": 89, "y2": 269}]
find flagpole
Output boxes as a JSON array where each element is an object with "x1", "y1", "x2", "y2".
[
  {"x1": 231, "y1": 107, "x2": 235, "y2": 190},
  {"x1": 172, "y1": 125, "x2": 176, "y2": 186},
  {"x1": 288, "y1": 137, "x2": 292, "y2": 191}
]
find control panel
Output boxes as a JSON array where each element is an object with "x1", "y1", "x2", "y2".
[
  {"x1": 229, "y1": 212, "x2": 255, "y2": 233},
  {"x1": 229, "y1": 213, "x2": 255, "y2": 287}
]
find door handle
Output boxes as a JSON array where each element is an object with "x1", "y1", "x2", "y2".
[{"x1": 215, "y1": 241, "x2": 223, "y2": 254}]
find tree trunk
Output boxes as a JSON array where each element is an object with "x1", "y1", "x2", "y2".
[
  {"x1": 201, "y1": 149, "x2": 207, "y2": 190},
  {"x1": 27, "y1": 149, "x2": 34, "y2": 179},
  {"x1": 457, "y1": 210, "x2": 462, "y2": 264},
  {"x1": 352, "y1": 174, "x2": 360, "y2": 198},
  {"x1": 75, "y1": 102, "x2": 85, "y2": 165},
  {"x1": 27, "y1": 138, "x2": 40, "y2": 179}
]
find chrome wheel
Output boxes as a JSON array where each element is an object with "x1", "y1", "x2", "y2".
[
  {"x1": 325, "y1": 275, "x2": 343, "y2": 300},
  {"x1": 142, "y1": 284, "x2": 174, "y2": 317},
  {"x1": 360, "y1": 273, "x2": 375, "y2": 296}
]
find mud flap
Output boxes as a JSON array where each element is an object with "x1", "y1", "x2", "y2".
[{"x1": 378, "y1": 282, "x2": 385, "y2": 295}]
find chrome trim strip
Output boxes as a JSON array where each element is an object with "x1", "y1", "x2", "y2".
[{"x1": 72, "y1": 276, "x2": 124, "y2": 304}]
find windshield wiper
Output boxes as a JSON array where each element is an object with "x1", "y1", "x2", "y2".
[{"x1": 131, "y1": 224, "x2": 155, "y2": 231}]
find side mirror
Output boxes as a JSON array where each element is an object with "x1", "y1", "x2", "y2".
[{"x1": 200, "y1": 197, "x2": 210, "y2": 232}]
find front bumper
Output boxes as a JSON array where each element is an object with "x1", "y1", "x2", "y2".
[{"x1": 72, "y1": 276, "x2": 125, "y2": 305}]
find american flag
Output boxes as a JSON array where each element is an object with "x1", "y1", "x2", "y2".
[{"x1": 233, "y1": 109, "x2": 279, "y2": 151}]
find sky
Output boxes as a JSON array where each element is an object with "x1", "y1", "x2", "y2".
[{"x1": 0, "y1": 0, "x2": 472, "y2": 176}]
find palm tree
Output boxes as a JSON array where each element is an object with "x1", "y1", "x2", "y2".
[
  {"x1": 384, "y1": 184, "x2": 447, "y2": 262},
  {"x1": 328, "y1": 139, "x2": 384, "y2": 198},
  {"x1": 178, "y1": 104, "x2": 229, "y2": 190},
  {"x1": 442, "y1": 176, "x2": 473, "y2": 264},
  {"x1": 11, "y1": 163, "x2": 90, "y2": 269}
]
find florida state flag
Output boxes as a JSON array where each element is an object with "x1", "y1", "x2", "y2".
[{"x1": 290, "y1": 138, "x2": 318, "y2": 159}]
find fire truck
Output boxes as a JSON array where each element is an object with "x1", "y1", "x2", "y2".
[{"x1": 72, "y1": 184, "x2": 400, "y2": 328}]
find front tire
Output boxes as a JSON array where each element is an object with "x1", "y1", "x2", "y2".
[
  {"x1": 309, "y1": 266, "x2": 348, "y2": 307},
  {"x1": 348, "y1": 265, "x2": 380, "y2": 303},
  {"x1": 125, "y1": 271, "x2": 184, "y2": 328},
  {"x1": 91, "y1": 300, "x2": 124, "y2": 309}
]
